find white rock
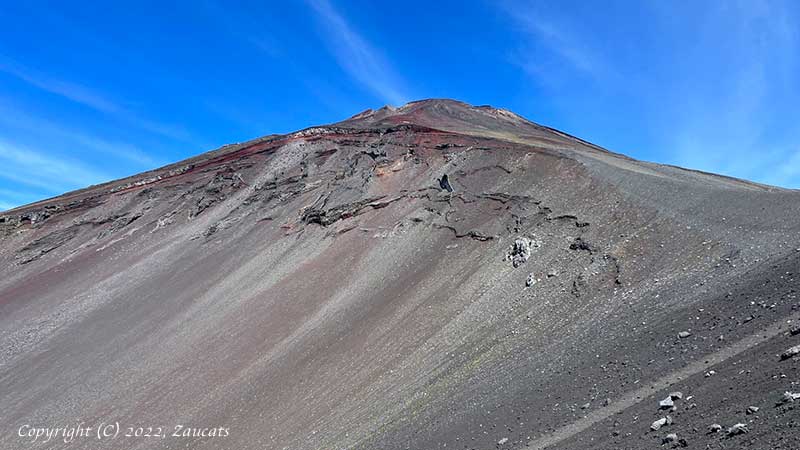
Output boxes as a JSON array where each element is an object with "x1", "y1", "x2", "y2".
[
  {"x1": 651, "y1": 417, "x2": 669, "y2": 431},
  {"x1": 727, "y1": 423, "x2": 748, "y2": 436},
  {"x1": 780, "y1": 344, "x2": 800, "y2": 360},
  {"x1": 781, "y1": 391, "x2": 800, "y2": 403}
]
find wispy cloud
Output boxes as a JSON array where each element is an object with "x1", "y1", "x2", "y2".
[
  {"x1": 0, "y1": 139, "x2": 110, "y2": 195},
  {"x1": 202, "y1": 0, "x2": 362, "y2": 122},
  {"x1": 0, "y1": 99, "x2": 160, "y2": 166},
  {"x1": 0, "y1": 58, "x2": 121, "y2": 113},
  {"x1": 201, "y1": 1, "x2": 285, "y2": 59},
  {"x1": 500, "y1": 0, "x2": 800, "y2": 189},
  {"x1": 0, "y1": 55, "x2": 192, "y2": 142},
  {"x1": 307, "y1": 0, "x2": 409, "y2": 105},
  {"x1": 0, "y1": 187, "x2": 46, "y2": 211},
  {"x1": 501, "y1": 3, "x2": 613, "y2": 84},
  {"x1": 509, "y1": 14, "x2": 599, "y2": 77},
  {"x1": 667, "y1": 0, "x2": 800, "y2": 188}
]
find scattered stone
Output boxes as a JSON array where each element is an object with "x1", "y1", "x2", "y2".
[
  {"x1": 569, "y1": 237, "x2": 592, "y2": 252},
  {"x1": 580, "y1": 402, "x2": 590, "y2": 410},
  {"x1": 651, "y1": 416, "x2": 672, "y2": 431},
  {"x1": 669, "y1": 391, "x2": 683, "y2": 400},
  {"x1": 526, "y1": 273, "x2": 536, "y2": 287},
  {"x1": 678, "y1": 331, "x2": 692, "y2": 339},
  {"x1": 651, "y1": 418, "x2": 667, "y2": 431},
  {"x1": 780, "y1": 344, "x2": 800, "y2": 360},
  {"x1": 704, "y1": 370, "x2": 716, "y2": 378},
  {"x1": 603, "y1": 398, "x2": 611, "y2": 407},
  {"x1": 546, "y1": 270, "x2": 559, "y2": 278},
  {"x1": 708, "y1": 424, "x2": 722, "y2": 433},
  {"x1": 779, "y1": 391, "x2": 800, "y2": 404},
  {"x1": 659, "y1": 396, "x2": 674, "y2": 409},
  {"x1": 663, "y1": 433, "x2": 678, "y2": 444},
  {"x1": 746, "y1": 405, "x2": 759, "y2": 415},
  {"x1": 727, "y1": 423, "x2": 748, "y2": 436},
  {"x1": 497, "y1": 437, "x2": 508, "y2": 445},
  {"x1": 790, "y1": 326, "x2": 800, "y2": 336}
]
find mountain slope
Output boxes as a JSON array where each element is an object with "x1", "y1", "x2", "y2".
[{"x1": 1, "y1": 99, "x2": 799, "y2": 450}]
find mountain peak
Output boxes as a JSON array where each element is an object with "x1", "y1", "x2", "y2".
[{"x1": 339, "y1": 98, "x2": 537, "y2": 132}]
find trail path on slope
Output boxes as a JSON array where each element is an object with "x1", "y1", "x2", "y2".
[{"x1": 524, "y1": 310, "x2": 800, "y2": 450}]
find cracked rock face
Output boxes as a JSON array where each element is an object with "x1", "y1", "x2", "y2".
[{"x1": 1, "y1": 99, "x2": 800, "y2": 450}]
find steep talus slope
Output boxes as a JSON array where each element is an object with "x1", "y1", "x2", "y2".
[{"x1": 1, "y1": 99, "x2": 799, "y2": 450}]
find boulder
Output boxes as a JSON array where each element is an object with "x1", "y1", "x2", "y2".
[
  {"x1": 507, "y1": 238, "x2": 534, "y2": 267},
  {"x1": 651, "y1": 416, "x2": 672, "y2": 431},
  {"x1": 727, "y1": 423, "x2": 748, "y2": 436},
  {"x1": 780, "y1": 344, "x2": 800, "y2": 360}
]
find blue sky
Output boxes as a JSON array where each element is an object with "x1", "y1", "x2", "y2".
[{"x1": 1, "y1": 0, "x2": 798, "y2": 210}]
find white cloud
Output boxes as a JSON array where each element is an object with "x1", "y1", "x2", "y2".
[
  {"x1": 510, "y1": 14, "x2": 598, "y2": 76},
  {"x1": 0, "y1": 187, "x2": 45, "y2": 211},
  {"x1": 0, "y1": 99, "x2": 159, "y2": 166},
  {"x1": 0, "y1": 140, "x2": 110, "y2": 195},
  {"x1": 667, "y1": 0, "x2": 800, "y2": 188},
  {"x1": 0, "y1": 55, "x2": 192, "y2": 142},
  {"x1": 501, "y1": 2, "x2": 614, "y2": 85},
  {"x1": 0, "y1": 57, "x2": 121, "y2": 113},
  {"x1": 501, "y1": 0, "x2": 800, "y2": 189},
  {"x1": 307, "y1": 0, "x2": 409, "y2": 105}
]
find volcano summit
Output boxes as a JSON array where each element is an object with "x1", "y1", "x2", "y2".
[{"x1": 1, "y1": 99, "x2": 799, "y2": 449}]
